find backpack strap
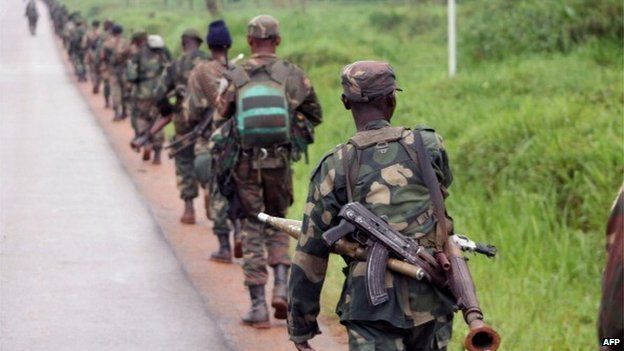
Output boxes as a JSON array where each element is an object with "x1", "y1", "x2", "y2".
[
  {"x1": 398, "y1": 130, "x2": 448, "y2": 250},
  {"x1": 268, "y1": 60, "x2": 291, "y2": 85},
  {"x1": 224, "y1": 65, "x2": 249, "y2": 89}
]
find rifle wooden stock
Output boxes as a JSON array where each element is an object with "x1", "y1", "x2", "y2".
[
  {"x1": 258, "y1": 213, "x2": 500, "y2": 351},
  {"x1": 256, "y1": 214, "x2": 427, "y2": 282}
]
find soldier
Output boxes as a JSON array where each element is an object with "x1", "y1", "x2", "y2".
[
  {"x1": 70, "y1": 18, "x2": 88, "y2": 82},
  {"x1": 103, "y1": 25, "x2": 130, "y2": 121},
  {"x1": 288, "y1": 61, "x2": 455, "y2": 351},
  {"x1": 127, "y1": 33, "x2": 170, "y2": 164},
  {"x1": 216, "y1": 15, "x2": 322, "y2": 327},
  {"x1": 153, "y1": 28, "x2": 209, "y2": 224},
  {"x1": 96, "y1": 20, "x2": 114, "y2": 106},
  {"x1": 598, "y1": 186, "x2": 623, "y2": 350},
  {"x1": 85, "y1": 20, "x2": 102, "y2": 94},
  {"x1": 185, "y1": 20, "x2": 236, "y2": 260},
  {"x1": 25, "y1": 0, "x2": 38, "y2": 36}
]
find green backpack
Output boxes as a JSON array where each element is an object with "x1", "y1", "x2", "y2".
[{"x1": 227, "y1": 61, "x2": 291, "y2": 150}]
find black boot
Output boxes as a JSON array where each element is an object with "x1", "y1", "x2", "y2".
[
  {"x1": 271, "y1": 264, "x2": 289, "y2": 319},
  {"x1": 210, "y1": 232, "x2": 232, "y2": 263},
  {"x1": 242, "y1": 285, "x2": 270, "y2": 328}
]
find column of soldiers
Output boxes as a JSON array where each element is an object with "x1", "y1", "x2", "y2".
[{"x1": 43, "y1": 2, "x2": 517, "y2": 350}]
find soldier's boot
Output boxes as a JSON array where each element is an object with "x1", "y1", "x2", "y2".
[
  {"x1": 92, "y1": 83, "x2": 99, "y2": 95},
  {"x1": 113, "y1": 107, "x2": 123, "y2": 121},
  {"x1": 121, "y1": 105, "x2": 128, "y2": 120},
  {"x1": 233, "y1": 219, "x2": 243, "y2": 258},
  {"x1": 242, "y1": 285, "x2": 270, "y2": 329},
  {"x1": 104, "y1": 95, "x2": 110, "y2": 108},
  {"x1": 271, "y1": 264, "x2": 289, "y2": 319},
  {"x1": 142, "y1": 145, "x2": 152, "y2": 161},
  {"x1": 152, "y1": 148, "x2": 162, "y2": 165},
  {"x1": 209, "y1": 232, "x2": 232, "y2": 263},
  {"x1": 180, "y1": 199, "x2": 196, "y2": 225}
]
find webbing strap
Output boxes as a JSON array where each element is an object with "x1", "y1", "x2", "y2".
[{"x1": 399, "y1": 131, "x2": 448, "y2": 249}]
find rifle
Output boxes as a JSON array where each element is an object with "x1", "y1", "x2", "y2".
[
  {"x1": 130, "y1": 114, "x2": 172, "y2": 150},
  {"x1": 258, "y1": 210, "x2": 500, "y2": 351},
  {"x1": 165, "y1": 108, "x2": 213, "y2": 158}
]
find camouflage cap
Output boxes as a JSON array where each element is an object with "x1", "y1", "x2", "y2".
[
  {"x1": 341, "y1": 61, "x2": 401, "y2": 102},
  {"x1": 247, "y1": 15, "x2": 279, "y2": 39},
  {"x1": 131, "y1": 29, "x2": 148, "y2": 41},
  {"x1": 182, "y1": 28, "x2": 203, "y2": 43}
]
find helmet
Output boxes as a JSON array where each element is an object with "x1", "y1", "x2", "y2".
[{"x1": 147, "y1": 35, "x2": 165, "y2": 49}]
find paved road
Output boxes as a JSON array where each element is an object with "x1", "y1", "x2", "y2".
[{"x1": 0, "y1": 2, "x2": 230, "y2": 350}]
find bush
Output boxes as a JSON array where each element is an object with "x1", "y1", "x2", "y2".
[{"x1": 461, "y1": 0, "x2": 624, "y2": 61}]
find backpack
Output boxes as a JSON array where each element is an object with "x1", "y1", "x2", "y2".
[{"x1": 227, "y1": 61, "x2": 292, "y2": 150}]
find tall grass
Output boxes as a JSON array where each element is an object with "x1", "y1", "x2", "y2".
[{"x1": 58, "y1": 1, "x2": 624, "y2": 349}]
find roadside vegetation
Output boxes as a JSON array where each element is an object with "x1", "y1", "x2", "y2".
[{"x1": 58, "y1": 0, "x2": 624, "y2": 349}]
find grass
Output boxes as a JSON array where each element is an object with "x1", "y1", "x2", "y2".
[{"x1": 57, "y1": 1, "x2": 624, "y2": 349}]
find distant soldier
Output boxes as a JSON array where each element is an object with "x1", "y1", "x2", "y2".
[
  {"x1": 25, "y1": 0, "x2": 38, "y2": 36},
  {"x1": 96, "y1": 20, "x2": 115, "y2": 107},
  {"x1": 69, "y1": 18, "x2": 88, "y2": 82},
  {"x1": 216, "y1": 15, "x2": 322, "y2": 327},
  {"x1": 598, "y1": 186, "x2": 623, "y2": 350},
  {"x1": 185, "y1": 20, "x2": 237, "y2": 259},
  {"x1": 85, "y1": 20, "x2": 102, "y2": 94},
  {"x1": 127, "y1": 33, "x2": 170, "y2": 164},
  {"x1": 103, "y1": 25, "x2": 130, "y2": 121},
  {"x1": 288, "y1": 61, "x2": 457, "y2": 351},
  {"x1": 153, "y1": 28, "x2": 208, "y2": 224}
]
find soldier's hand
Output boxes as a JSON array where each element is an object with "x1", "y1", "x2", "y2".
[{"x1": 294, "y1": 341, "x2": 315, "y2": 351}]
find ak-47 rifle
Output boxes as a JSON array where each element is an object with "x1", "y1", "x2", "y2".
[
  {"x1": 164, "y1": 107, "x2": 214, "y2": 158},
  {"x1": 130, "y1": 114, "x2": 172, "y2": 151},
  {"x1": 258, "y1": 211, "x2": 500, "y2": 351}
]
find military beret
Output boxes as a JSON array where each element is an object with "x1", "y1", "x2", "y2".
[
  {"x1": 182, "y1": 28, "x2": 203, "y2": 43},
  {"x1": 111, "y1": 24, "x2": 123, "y2": 35},
  {"x1": 91, "y1": 20, "x2": 100, "y2": 27},
  {"x1": 341, "y1": 61, "x2": 402, "y2": 102},
  {"x1": 206, "y1": 20, "x2": 232, "y2": 48},
  {"x1": 247, "y1": 15, "x2": 279, "y2": 39}
]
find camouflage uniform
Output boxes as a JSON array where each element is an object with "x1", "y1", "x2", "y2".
[
  {"x1": 288, "y1": 61, "x2": 454, "y2": 350},
  {"x1": 85, "y1": 22, "x2": 101, "y2": 93},
  {"x1": 154, "y1": 36, "x2": 208, "y2": 202},
  {"x1": 186, "y1": 58, "x2": 231, "y2": 235},
  {"x1": 126, "y1": 36, "x2": 170, "y2": 148},
  {"x1": 68, "y1": 20, "x2": 87, "y2": 80},
  {"x1": 103, "y1": 30, "x2": 130, "y2": 119},
  {"x1": 25, "y1": 1, "x2": 38, "y2": 35},
  {"x1": 219, "y1": 21, "x2": 322, "y2": 288},
  {"x1": 598, "y1": 186, "x2": 623, "y2": 349}
]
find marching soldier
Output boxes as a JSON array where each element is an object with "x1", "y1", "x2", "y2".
[
  {"x1": 103, "y1": 25, "x2": 130, "y2": 121},
  {"x1": 153, "y1": 28, "x2": 209, "y2": 224},
  {"x1": 85, "y1": 20, "x2": 102, "y2": 94},
  {"x1": 25, "y1": 0, "x2": 38, "y2": 36},
  {"x1": 127, "y1": 33, "x2": 170, "y2": 164},
  {"x1": 288, "y1": 61, "x2": 455, "y2": 350},
  {"x1": 216, "y1": 15, "x2": 322, "y2": 328}
]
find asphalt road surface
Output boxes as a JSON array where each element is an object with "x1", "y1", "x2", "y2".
[{"x1": 0, "y1": 2, "x2": 230, "y2": 350}]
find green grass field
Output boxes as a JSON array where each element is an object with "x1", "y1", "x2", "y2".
[{"x1": 57, "y1": 1, "x2": 624, "y2": 349}]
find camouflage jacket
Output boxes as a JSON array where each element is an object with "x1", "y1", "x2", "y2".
[
  {"x1": 598, "y1": 186, "x2": 623, "y2": 343},
  {"x1": 85, "y1": 28, "x2": 100, "y2": 53},
  {"x1": 154, "y1": 49, "x2": 208, "y2": 113},
  {"x1": 219, "y1": 53, "x2": 322, "y2": 128},
  {"x1": 126, "y1": 47, "x2": 170, "y2": 100},
  {"x1": 288, "y1": 119, "x2": 455, "y2": 343},
  {"x1": 103, "y1": 36, "x2": 130, "y2": 75},
  {"x1": 185, "y1": 58, "x2": 231, "y2": 145}
]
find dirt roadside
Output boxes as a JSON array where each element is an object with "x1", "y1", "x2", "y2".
[{"x1": 52, "y1": 39, "x2": 346, "y2": 351}]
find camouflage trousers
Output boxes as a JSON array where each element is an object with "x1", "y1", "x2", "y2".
[
  {"x1": 134, "y1": 99, "x2": 164, "y2": 149},
  {"x1": 344, "y1": 318, "x2": 453, "y2": 351},
  {"x1": 172, "y1": 134, "x2": 199, "y2": 201},
  {"x1": 234, "y1": 159, "x2": 292, "y2": 286},
  {"x1": 194, "y1": 148, "x2": 229, "y2": 235},
  {"x1": 71, "y1": 52, "x2": 86, "y2": 78},
  {"x1": 110, "y1": 73, "x2": 124, "y2": 116}
]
